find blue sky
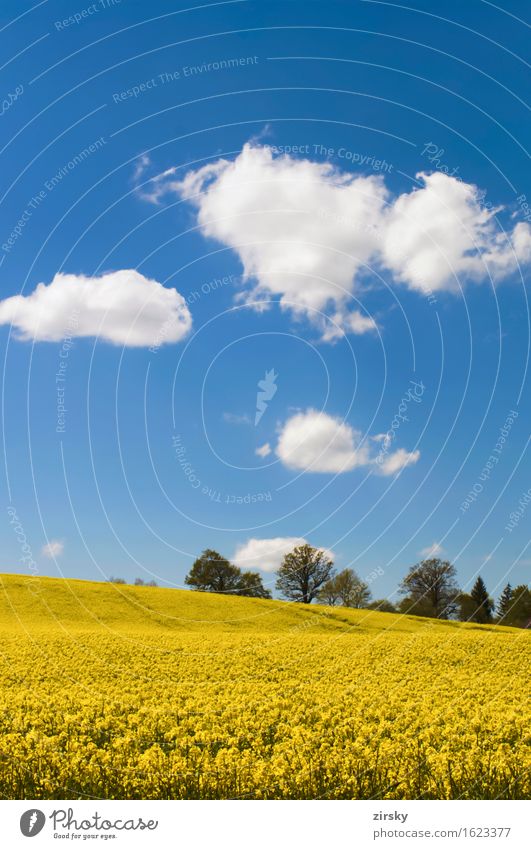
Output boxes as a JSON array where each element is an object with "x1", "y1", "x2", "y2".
[{"x1": 1, "y1": 0, "x2": 530, "y2": 603}]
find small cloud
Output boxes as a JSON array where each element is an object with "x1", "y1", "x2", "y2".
[
  {"x1": 132, "y1": 154, "x2": 181, "y2": 204},
  {"x1": 375, "y1": 448, "x2": 420, "y2": 476},
  {"x1": 42, "y1": 540, "x2": 64, "y2": 559},
  {"x1": 255, "y1": 442, "x2": 271, "y2": 458},
  {"x1": 132, "y1": 153, "x2": 151, "y2": 182},
  {"x1": 223, "y1": 412, "x2": 252, "y2": 425},
  {"x1": 419, "y1": 542, "x2": 444, "y2": 558},
  {"x1": 320, "y1": 310, "x2": 378, "y2": 342},
  {"x1": 135, "y1": 165, "x2": 179, "y2": 204},
  {"x1": 275, "y1": 409, "x2": 419, "y2": 476}
]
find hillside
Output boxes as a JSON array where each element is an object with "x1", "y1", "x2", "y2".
[
  {"x1": 0, "y1": 573, "x2": 528, "y2": 800},
  {"x1": 0, "y1": 572, "x2": 518, "y2": 635}
]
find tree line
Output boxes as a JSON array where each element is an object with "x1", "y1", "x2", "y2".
[
  {"x1": 183, "y1": 545, "x2": 531, "y2": 629},
  {"x1": 108, "y1": 577, "x2": 158, "y2": 586}
]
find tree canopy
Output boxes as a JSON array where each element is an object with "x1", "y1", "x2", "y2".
[
  {"x1": 276, "y1": 544, "x2": 334, "y2": 604},
  {"x1": 497, "y1": 584, "x2": 531, "y2": 628},
  {"x1": 185, "y1": 549, "x2": 271, "y2": 598},
  {"x1": 317, "y1": 568, "x2": 371, "y2": 608},
  {"x1": 399, "y1": 558, "x2": 460, "y2": 619}
]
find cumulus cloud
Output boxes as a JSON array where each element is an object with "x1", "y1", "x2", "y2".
[
  {"x1": 233, "y1": 536, "x2": 334, "y2": 573},
  {"x1": 170, "y1": 143, "x2": 387, "y2": 333},
  {"x1": 419, "y1": 542, "x2": 445, "y2": 558},
  {"x1": 151, "y1": 143, "x2": 531, "y2": 332},
  {"x1": 41, "y1": 540, "x2": 64, "y2": 558},
  {"x1": 276, "y1": 409, "x2": 371, "y2": 473},
  {"x1": 381, "y1": 172, "x2": 531, "y2": 293},
  {"x1": 255, "y1": 442, "x2": 272, "y2": 457},
  {"x1": 0, "y1": 270, "x2": 192, "y2": 347},
  {"x1": 275, "y1": 409, "x2": 419, "y2": 476}
]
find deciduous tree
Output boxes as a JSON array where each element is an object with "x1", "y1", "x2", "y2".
[
  {"x1": 276, "y1": 544, "x2": 334, "y2": 604},
  {"x1": 185, "y1": 549, "x2": 241, "y2": 593},
  {"x1": 318, "y1": 568, "x2": 370, "y2": 608},
  {"x1": 185, "y1": 549, "x2": 271, "y2": 598},
  {"x1": 399, "y1": 558, "x2": 460, "y2": 619}
]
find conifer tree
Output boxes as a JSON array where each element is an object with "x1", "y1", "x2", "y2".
[
  {"x1": 470, "y1": 576, "x2": 494, "y2": 624},
  {"x1": 496, "y1": 583, "x2": 513, "y2": 621}
]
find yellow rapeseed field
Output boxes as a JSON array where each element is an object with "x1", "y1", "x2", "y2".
[{"x1": 0, "y1": 574, "x2": 529, "y2": 800}]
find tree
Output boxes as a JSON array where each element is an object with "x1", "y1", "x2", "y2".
[
  {"x1": 399, "y1": 558, "x2": 460, "y2": 619},
  {"x1": 500, "y1": 584, "x2": 531, "y2": 628},
  {"x1": 318, "y1": 575, "x2": 341, "y2": 605},
  {"x1": 469, "y1": 576, "x2": 494, "y2": 623},
  {"x1": 496, "y1": 583, "x2": 513, "y2": 621},
  {"x1": 184, "y1": 549, "x2": 271, "y2": 598},
  {"x1": 276, "y1": 544, "x2": 334, "y2": 604},
  {"x1": 366, "y1": 599, "x2": 397, "y2": 613},
  {"x1": 318, "y1": 568, "x2": 371, "y2": 608},
  {"x1": 235, "y1": 570, "x2": 271, "y2": 599},
  {"x1": 185, "y1": 549, "x2": 242, "y2": 594},
  {"x1": 456, "y1": 593, "x2": 476, "y2": 622}
]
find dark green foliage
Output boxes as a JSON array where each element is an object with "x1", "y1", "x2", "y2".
[
  {"x1": 469, "y1": 576, "x2": 494, "y2": 623},
  {"x1": 496, "y1": 583, "x2": 513, "y2": 621},
  {"x1": 185, "y1": 549, "x2": 271, "y2": 598},
  {"x1": 498, "y1": 584, "x2": 531, "y2": 628},
  {"x1": 276, "y1": 544, "x2": 334, "y2": 604},
  {"x1": 399, "y1": 558, "x2": 460, "y2": 619},
  {"x1": 235, "y1": 570, "x2": 272, "y2": 598}
]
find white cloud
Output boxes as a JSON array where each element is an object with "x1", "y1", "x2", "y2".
[
  {"x1": 255, "y1": 442, "x2": 272, "y2": 457},
  {"x1": 42, "y1": 540, "x2": 64, "y2": 558},
  {"x1": 135, "y1": 158, "x2": 178, "y2": 203},
  {"x1": 0, "y1": 270, "x2": 192, "y2": 347},
  {"x1": 234, "y1": 536, "x2": 334, "y2": 573},
  {"x1": 381, "y1": 172, "x2": 531, "y2": 293},
  {"x1": 320, "y1": 309, "x2": 378, "y2": 342},
  {"x1": 375, "y1": 447, "x2": 421, "y2": 476},
  {"x1": 276, "y1": 409, "x2": 371, "y2": 473},
  {"x1": 419, "y1": 542, "x2": 445, "y2": 558},
  {"x1": 152, "y1": 144, "x2": 531, "y2": 329},
  {"x1": 275, "y1": 409, "x2": 419, "y2": 476},
  {"x1": 171, "y1": 143, "x2": 387, "y2": 330},
  {"x1": 132, "y1": 153, "x2": 151, "y2": 183}
]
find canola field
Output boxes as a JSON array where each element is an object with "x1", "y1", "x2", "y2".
[{"x1": 0, "y1": 574, "x2": 529, "y2": 800}]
